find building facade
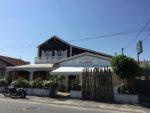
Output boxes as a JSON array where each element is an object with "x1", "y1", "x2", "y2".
[{"x1": 5, "y1": 36, "x2": 112, "y2": 92}]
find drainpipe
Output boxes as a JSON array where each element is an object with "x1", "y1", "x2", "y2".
[
  {"x1": 70, "y1": 46, "x2": 72, "y2": 57},
  {"x1": 29, "y1": 71, "x2": 33, "y2": 81}
]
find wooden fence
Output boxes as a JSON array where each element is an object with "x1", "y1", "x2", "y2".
[{"x1": 82, "y1": 67, "x2": 113, "y2": 102}]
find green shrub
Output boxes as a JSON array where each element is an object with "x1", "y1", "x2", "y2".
[
  {"x1": 11, "y1": 80, "x2": 30, "y2": 88},
  {"x1": 28, "y1": 80, "x2": 52, "y2": 89},
  {"x1": 42, "y1": 80, "x2": 52, "y2": 89},
  {"x1": 32, "y1": 80, "x2": 47, "y2": 89},
  {"x1": 118, "y1": 85, "x2": 136, "y2": 94},
  {"x1": 10, "y1": 77, "x2": 63, "y2": 89}
]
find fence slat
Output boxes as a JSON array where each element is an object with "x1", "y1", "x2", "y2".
[{"x1": 82, "y1": 67, "x2": 113, "y2": 102}]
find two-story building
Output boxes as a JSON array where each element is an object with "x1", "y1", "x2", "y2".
[{"x1": 5, "y1": 36, "x2": 112, "y2": 91}]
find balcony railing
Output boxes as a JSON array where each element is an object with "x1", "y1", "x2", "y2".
[{"x1": 35, "y1": 56, "x2": 67, "y2": 64}]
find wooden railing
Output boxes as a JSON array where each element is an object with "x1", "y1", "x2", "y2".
[{"x1": 35, "y1": 56, "x2": 66, "y2": 64}]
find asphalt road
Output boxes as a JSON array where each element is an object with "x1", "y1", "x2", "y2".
[{"x1": 0, "y1": 98, "x2": 129, "y2": 113}]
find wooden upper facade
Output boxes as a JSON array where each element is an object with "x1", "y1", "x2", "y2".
[{"x1": 35, "y1": 36, "x2": 112, "y2": 64}]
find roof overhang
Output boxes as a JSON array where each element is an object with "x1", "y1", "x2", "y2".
[{"x1": 6, "y1": 64, "x2": 55, "y2": 72}]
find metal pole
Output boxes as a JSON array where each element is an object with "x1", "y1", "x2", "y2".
[
  {"x1": 122, "y1": 48, "x2": 124, "y2": 55},
  {"x1": 137, "y1": 54, "x2": 139, "y2": 66}
]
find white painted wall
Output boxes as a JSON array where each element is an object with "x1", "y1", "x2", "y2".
[
  {"x1": 26, "y1": 88, "x2": 49, "y2": 96},
  {"x1": 59, "y1": 55, "x2": 110, "y2": 67},
  {"x1": 113, "y1": 87, "x2": 139, "y2": 104}
]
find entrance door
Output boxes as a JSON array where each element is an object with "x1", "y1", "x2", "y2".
[{"x1": 68, "y1": 75, "x2": 76, "y2": 91}]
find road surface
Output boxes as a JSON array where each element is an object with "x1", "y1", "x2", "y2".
[{"x1": 0, "y1": 98, "x2": 129, "y2": 113}]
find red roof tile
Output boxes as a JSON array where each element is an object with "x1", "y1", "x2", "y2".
[{"x1": 0, "y1": 55, "x2": 30, "y2": 66}]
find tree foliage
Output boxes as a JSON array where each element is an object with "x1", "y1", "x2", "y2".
[{"x1": 111, "y1": 55, "x2": 139, "y2": 79}]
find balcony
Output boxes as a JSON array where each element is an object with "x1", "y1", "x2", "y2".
[{"x1": 35, "y1": 56, "x2": 66, "y2": 64}]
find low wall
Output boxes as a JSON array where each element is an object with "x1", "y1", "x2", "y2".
[
  {"x1": 0, "y1": 87, "x2": 50, "y2": 97},
  {"x1": 113, "y1": 87, "x2": 139, "y2": 104},
  {"x1": 26, "y1": 88, "x2": 49, "y2": 96},
  {"x1": 70, "y1": 90, "x2": 82, "y2": 98}
]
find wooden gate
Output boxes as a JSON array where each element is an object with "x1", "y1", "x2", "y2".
[{"x1": 82, "y1": 67, "x2": 113, "y2": 102}]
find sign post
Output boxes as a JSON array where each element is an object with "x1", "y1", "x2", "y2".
[{"x1": 136, "y1": 40, "x2": 143, "y2": 65}]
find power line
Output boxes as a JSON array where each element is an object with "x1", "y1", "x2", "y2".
[
  {"x1": 124, "y1": 19, "x2": 150, "y2": 49},
  {"x1": 143, "y1": 31, "x2": 150, "y2": 42},
  {"x1": 0, "y1": 27, "x2": 150, "y2": 50},
  {"x1": 68, "y1": 27, "x2": 150, "y2": 42},
  {"x1": 130, "y1": 31, "x2": 150, "y2": 56}
]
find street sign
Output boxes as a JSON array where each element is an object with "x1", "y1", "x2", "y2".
[{"x1": 136, "y1": 40, "x2": 143, "y2": 55}]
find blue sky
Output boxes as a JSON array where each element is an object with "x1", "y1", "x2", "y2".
[{"x1": 0, "y1": 0, "x2": 150, "y2": 63}]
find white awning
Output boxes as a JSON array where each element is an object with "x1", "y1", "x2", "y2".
[
  {"x1": 50, "y1": 67, "x2": 112, "y2": 75},
  {"x1": 50, "y1": 67, "x2": 85, "y2": 75}
]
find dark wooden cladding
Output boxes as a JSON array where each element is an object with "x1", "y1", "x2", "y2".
[
  {"x1": 39, "y1": 37, "x2": 71, "y2": 57},
  {"x1": 72, "y1": 47, "x2": 87, "y2": 56},
  {"x1": 39, "y1": 37, "x2": 88, "y2": 57},
  {"x1": 38, "y1": 36, "x2": 112, "y2": 58},
  {"x1": 82, "y1": 67, "x2": 113, "y2": 102}
]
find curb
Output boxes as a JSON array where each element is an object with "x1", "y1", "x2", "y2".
[{"x1": 29, "y1": 98, "x2": 146, "y2": 113}]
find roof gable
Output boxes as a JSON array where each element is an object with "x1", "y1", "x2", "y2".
[
  {"x1": 55, "y1": 52, "x2": 111, "y2": 67},
  {"x1": 38, "y1": 35, "x2": 71, "y2": 48}
]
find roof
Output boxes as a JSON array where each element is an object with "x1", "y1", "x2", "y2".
[
  {"x1": 38, "y1": 35, "x2": 113, "y2": 58},
  {"x1": 6, "y1": 64, "x2": 54, "y2": 71},
  {"x1": 0, "y1": 55, "x2": 29, "y2": 66},
  {"x1": 55, "y1": 52, "x2": 111, "y2": 65},
  {"x1": 38, "y1": 35, "x2": 71, "y2": 47}
]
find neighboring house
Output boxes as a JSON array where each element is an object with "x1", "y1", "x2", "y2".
[
  {"x1": 0, "y1": 55, "x2": 29, "y2": 78},
  {"x1": 139, "y1": 60, "x2": 150, "y2": 67},
  {"x1": 5, "y1": 35, "x2": 112, "y2": 91}
]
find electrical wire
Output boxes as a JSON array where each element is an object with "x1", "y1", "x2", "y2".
[
  {"x1": 69, "y1": 27, "x2": 150, "y2": 42},
  {"x1": 124, "y1": 19, "x2": 150, "y2": 49},
  {"x1": 130, "y1": 31, "x2": 150, "y2": 57},
  {"x1": 0, "y1": 27, "x2": 150, "y2": 50}
]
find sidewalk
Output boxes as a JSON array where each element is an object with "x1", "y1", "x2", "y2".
[{"x1": 27, "y1": 95, "x2": 150, "y2": 113}]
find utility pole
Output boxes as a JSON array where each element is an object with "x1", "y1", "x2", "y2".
[
  {"x1": 136, "y1": 40, "x2": 143, "y2": 66},
  {"x1": 122, "y1": 48, "x2": 124, "y2": 55},
  {"x1": 137, "y1": 53, "x2": 139, "y2": 65}
]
